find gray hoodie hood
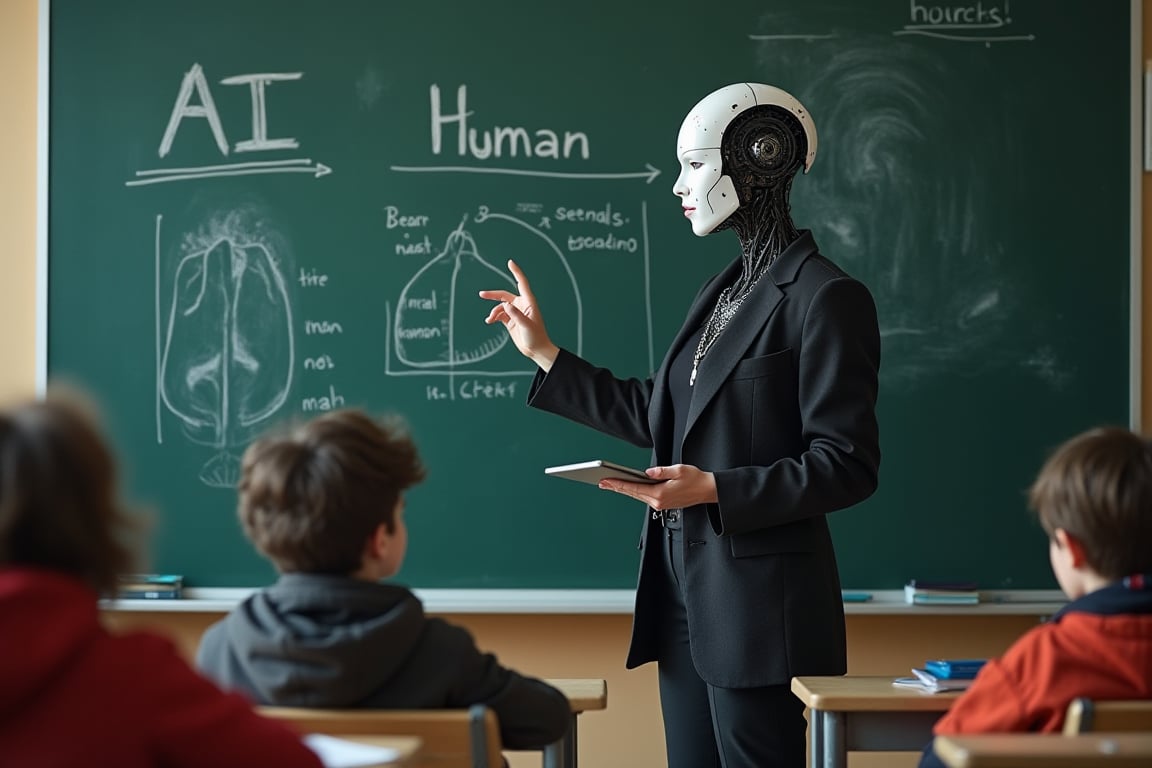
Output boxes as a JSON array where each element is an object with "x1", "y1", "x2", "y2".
[
  {"x1": 196, "y1": 572, "x2": 574, "y2": 749},
  {"x1": 202, "y1": 573, "x2": 424, "y2": 707}
]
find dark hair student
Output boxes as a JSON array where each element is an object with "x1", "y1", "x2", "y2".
[
  {"x1": 197, "y1": 407, "x2": 571, "y2": 752},
  {"x1": 0, "y1": 391, "x2": 324, "y2": 768}
]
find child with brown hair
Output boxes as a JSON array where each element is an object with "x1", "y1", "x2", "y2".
[
  {"x1": 919, "y1": 426, "x2": 1152, "y2": 768},
  {"x1": 0, "y1": 393, "x2": 323, "y2": 768},
  {"x1": 196, "y1": 408, "x2": 570, "y2": 750}
]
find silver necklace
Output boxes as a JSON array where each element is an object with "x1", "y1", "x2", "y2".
[{"x1": 689, "y1": 272, "x2": 763, "y2": 386}]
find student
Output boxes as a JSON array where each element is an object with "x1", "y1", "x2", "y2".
[
  {"x1": 0, "y1": 394, "x2": 323, "y2": 768},
  {"x1": 919, "y1": 426, "x2": 1152, "y2": 768},
  {"x1": 196, "y1": 408, "x2": 571, "y2": 750}
]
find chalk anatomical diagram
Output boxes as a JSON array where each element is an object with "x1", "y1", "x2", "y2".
[
  {"x1": 394, "y1": 217, "x2": 514, "y2": 367},
  {"x1": 160, "y1": 233, "x2": 294, "y2": 487}
]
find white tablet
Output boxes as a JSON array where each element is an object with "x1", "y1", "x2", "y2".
[{"x1": 544, "y1": 459, "x2": 660, "y2": 485}]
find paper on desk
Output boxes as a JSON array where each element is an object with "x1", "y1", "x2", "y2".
[
  {"x1": 892, "y1": 669, "x2": 975, "y2": 693},
  {"x1": 304, "y1": 733, "x2": 401, "y2": 767}
]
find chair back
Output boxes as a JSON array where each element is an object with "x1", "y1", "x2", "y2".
[
  {"x1": 259, "y1": 703, "x2": 503, "y2": 768},
  {"x1": 1063, "y1": 697, "x2": 1152, "y2": 735},
  {"x1": 935, "y1": 733, "x2": 1152, "y2": 767}
]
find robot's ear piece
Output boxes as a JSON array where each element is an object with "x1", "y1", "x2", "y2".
[{"x1": 723, "y1": 105, "x2": 807, "y2": 187}]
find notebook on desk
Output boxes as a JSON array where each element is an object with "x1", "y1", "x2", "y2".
[{"x1": 893, "y1": 668, "x2": 977, "y2": 693}]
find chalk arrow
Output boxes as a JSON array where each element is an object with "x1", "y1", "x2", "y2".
[
  {"x1": 126, "y1": 159, "x2": 333, "y2": 186},
  {"x1": 390, "y1": 163, "x2": 662, "y2": 184}
]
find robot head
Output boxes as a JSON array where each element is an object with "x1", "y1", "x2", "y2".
[{"x1": 673, "y1": 83, "x2": 817, "y2": 236}]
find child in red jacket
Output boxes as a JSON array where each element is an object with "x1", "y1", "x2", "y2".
[
  {"x1": 0, "y1": 393, "x2": 324, "y2": 768},
  {"x1": 920, "y1": 426, "x2": 1152, "y2": 768}
]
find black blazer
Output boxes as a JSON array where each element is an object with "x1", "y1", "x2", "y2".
[{"x1": 528, "y1": 230, "x2": 881, "y2": 688}]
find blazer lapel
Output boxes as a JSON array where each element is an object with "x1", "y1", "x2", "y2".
[
  {"x1": 648, "y1": 268, "x2": 732, "y2": 460},
  {"x1": 684, "y1": 278, "x2": 783, "y2": 437},
  {"x1": 682, "y1": 231, "x2": 817, "y2": 439}
]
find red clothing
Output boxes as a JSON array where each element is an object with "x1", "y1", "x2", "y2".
[
  {"x1": 0, "y1": 568, "x2": 323, "y2": 768},
  {"x1": 933, "y1": 577, "x2": 1152, "y2": 735}
]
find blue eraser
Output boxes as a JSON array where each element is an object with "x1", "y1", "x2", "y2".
[{"x1": 841, "y1": 592, "x2": 873, "y2": 602}]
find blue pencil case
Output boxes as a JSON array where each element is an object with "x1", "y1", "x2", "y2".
[{"x1": 924, "y1": 659, "x2": 987, "y2": 679}]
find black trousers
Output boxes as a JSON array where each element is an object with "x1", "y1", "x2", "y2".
[{"x1": 656, "y1": 524, "x2": 807, "y2": 768}]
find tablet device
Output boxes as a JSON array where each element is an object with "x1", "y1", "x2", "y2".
[{"x1": 544, "y1": 459, "x2": 660, "y2": 485}]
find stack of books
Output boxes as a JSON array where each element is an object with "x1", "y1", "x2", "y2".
[
  {"x1": 904, "y1": 579, "x2": 980, "y2": 605},
  {"x1": 116, "y1": 573, "x2": 184, "y2": 599},
  {"x1": 893, "y1": 658, "x2": 987, "y2": 693}
]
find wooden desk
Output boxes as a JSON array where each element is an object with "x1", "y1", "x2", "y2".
[
  {"x1": 313, "y1": 735, "x2": 422, "y2": 766},
  {"x1": 541, "y1": 678, "x2": 608, "y2": 768},
  {"x1": 934, "y1": 733, "x2": 1152, "y2": 767},
  {"x1": 791, "y1": 676, "x2": 960, "y2": 768}
]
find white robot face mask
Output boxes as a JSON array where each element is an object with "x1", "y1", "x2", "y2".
[{"x1": 673, "y1": 83, "x2": 817, "y2": 236}]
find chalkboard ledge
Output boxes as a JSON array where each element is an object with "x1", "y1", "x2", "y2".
[
  {"x1": 102, "y1": 588, "x2": 638, "y2": 614},
  {"x1": 100, "y1": 588, "x2": 1067, "y2": 615}
]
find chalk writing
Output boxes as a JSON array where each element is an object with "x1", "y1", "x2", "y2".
[
  {"x1": 303, "y1": 355, "x2": 335, "y2": 371},
  {"x1": 127, "y1": 62, "x2": 330, "y2": 185},
  {"x1": 894, "y1": 0, "x2": 1034, "y2": 44},
  {"x1": 567, "y1": 233, "x2": 639, "y2": 253},
  {"x1": 298, "y1": 268, "x2": 328, "y2": 287},
  {"x1": 457, "y1": 380, "x2": 517, "y2": 400},
  {"x1": 386, "y1": 206, "x2": 431, "y2": 228},
  {"x1": 304, "y1": 320, "x2": 344, "y2": 335},
  {"x1": 430, "y1": 85, "x2": 590, "y2": 161},
  {"x1": 301, "y1": 384, "x2": 346, "y2": 412},
  {"x1": 395, "y1": 234, "x2": 434, "y2": 255},
  {"x1": 554, "y1": 204, "x2": 626, "y2": 227},
  {"x1": 159, "y1": 63, "x2": 302, "y2": 158}
]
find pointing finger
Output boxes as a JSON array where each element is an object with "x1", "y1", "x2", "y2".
[
  {"x1": 478, "y1": 289, "x2": 515, "y2": 303},
  {"x1": 507, "y1": 260, "x2": 537, "y2": 303}
]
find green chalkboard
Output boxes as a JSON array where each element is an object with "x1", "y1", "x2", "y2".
[{"x1": 45, "y1": 0, "x2": 1135, "y2": 589}]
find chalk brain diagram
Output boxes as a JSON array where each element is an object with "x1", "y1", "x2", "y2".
[
  {"x1": 159, "y1": 216, "x2": 294, "y2": 487},
  {"x1": 393, "y1": 217, "x2": 515, "y2": 368}
]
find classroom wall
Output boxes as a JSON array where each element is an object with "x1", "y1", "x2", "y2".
[
  {"x1": 0, "y1": 0, "x2": 38, "y2": 402},
  {"x1": 4, "y1": 2, "x2": 1150, "y2": 767}
]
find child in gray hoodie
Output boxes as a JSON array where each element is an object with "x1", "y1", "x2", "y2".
[{"x1": 196, "y1": 408, "x2": 570, "y2": 750}]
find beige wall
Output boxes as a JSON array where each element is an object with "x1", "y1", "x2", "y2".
[
  {"x1": 6, "y1": 3, "x2": 1150, "y2": 767},
  {"x1": 0, "y1": 0, "x2": 37, "y2": 402}
]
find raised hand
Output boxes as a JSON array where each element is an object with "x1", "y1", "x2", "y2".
[{"x1": 479, "y1": 259, "x2": 559, "y2": 371}]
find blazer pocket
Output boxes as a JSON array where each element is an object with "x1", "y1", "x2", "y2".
[
  {"x1": 729, "y1": 519, "x2": 818, "y2": 557},
  {"x1": 730, "y1": 348, "x2": 792, "y2": 380}
]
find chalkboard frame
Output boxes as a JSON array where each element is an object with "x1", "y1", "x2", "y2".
[{"x1": 34, "y1": 0, "x2": 1144, "y2": 608}]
